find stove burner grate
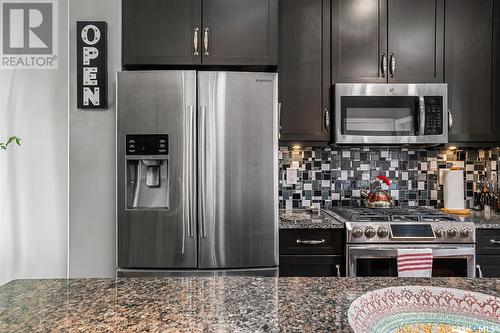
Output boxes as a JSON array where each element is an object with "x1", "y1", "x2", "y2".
[{"x1": 330, "y1": 206, "x2": 461, "y2": 222}]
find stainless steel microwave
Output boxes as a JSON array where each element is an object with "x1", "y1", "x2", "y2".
[{"x1": 335, "y1": 83, "x2": 448, "y2": 144}]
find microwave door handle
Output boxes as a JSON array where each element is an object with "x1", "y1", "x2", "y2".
[{"x1": 419, "y1": 96, "x2": 426, "y2": 136}]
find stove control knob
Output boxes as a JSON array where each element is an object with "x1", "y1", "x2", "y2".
[
  {"x1": 435, "y1": 227, "x2": 446, "y2": 238},
  {"x1": 448, "y1": 227, "x2": 459, "y2": 238},
  {"x1": 461, "y1": 227, "x2": 472, "y2": 238},
  {"x1": 377, "y1": 227, "x2": 389, "y2": 238},
  {"x1": 352, "y1": 227, "x2": 364, "y2": 238},
  {"x1": 364, "y1": 227, "x2": 376, "y2": 239}
]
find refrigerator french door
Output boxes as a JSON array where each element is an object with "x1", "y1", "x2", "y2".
[{"x1": 117, "y1": 71, "x2": 279, "y2": 270}]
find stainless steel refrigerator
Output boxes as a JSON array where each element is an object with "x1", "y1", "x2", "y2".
[{"x1": 116, "y1": 71, "x2": 278, "y2": 274}]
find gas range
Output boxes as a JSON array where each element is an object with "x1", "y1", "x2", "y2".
[{"x1": 324, "y1": 207, "x2": 475, "y2": 244}]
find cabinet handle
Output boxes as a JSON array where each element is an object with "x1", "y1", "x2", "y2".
[
  {"x1": 203, "y1": 28, "x2": 210, "y2": 56},
  {"x1": 380, "y1": 53, "x2": 386, "y2": 77},
  {"x1": 448, "y1": 109, "x2": 453, "y2": 129},
  {"x1": 193, "y1": 28, "x2": 200, "y2": 56},
  {"x1": 336, "y1": 264, "x2": 341, "y2": 277},
  {"x1": 490, "y1": 239, "x2": 500, "y2": 244},
  {"x1": 389, "y1": 53, "x2": 395, "y2": 77},
  {"x1": 278, "y1": 102, "x2": 282, "y2": 140},
  {"x1": 324, "y1": 108, "x2": 330, "y2": 129},
  {"x1": 476, "y1": 265, "x2": 484, "y2": 278},
  {"x1": 296, "y1": 239, "x2": 326, "y2": 245}
]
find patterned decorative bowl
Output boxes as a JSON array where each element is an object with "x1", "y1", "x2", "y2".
[{"x1": 348, "y1": 286, "x2": 500, "y2": 333}]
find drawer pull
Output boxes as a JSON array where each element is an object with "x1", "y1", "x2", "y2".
[
  {"x1": 296, "y1": 239, "x2": 325, "y2": 245},
  {"x1": 490, "y1": 239, "x2": 500, "y2": 245}
]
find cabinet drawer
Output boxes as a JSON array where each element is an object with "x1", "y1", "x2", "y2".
[
  {"x1": 279, "y1": 229, "x2": 344, "y2": 255},
  {"x1": 476, "y1": 230, "x2": 500, "y2": 255},
  {"x1": 476, "y1": 255, "x2": 500, "y2": 277},
  {"x1": 279, "y1": 255, "x2": 345, "y2": 277}
]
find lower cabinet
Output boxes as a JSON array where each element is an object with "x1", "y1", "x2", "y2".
[
  {"x1": 475, "y1": 229, "x2": 500, "y2": 277},
  {"x1": 476, "y1": 255, "x2": 500, "y2": 277},
  {"x1": 279, "y1": 255, "x2": 344, "y2": 277},
  {"x1": 279, "y1": 229, "x2": 345, "y2": 277}
]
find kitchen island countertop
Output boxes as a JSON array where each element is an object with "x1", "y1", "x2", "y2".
[{"x1": 1, "y1": 277, "x2": 499, "y2": 332}]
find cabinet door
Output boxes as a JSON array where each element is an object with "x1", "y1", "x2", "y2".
[
  {"x1": 202, "y1": 0, "x2": 278, "y2": 65},
  {"x1": 122, "y1": 0, "x2": 202, "y2": 66},
  {"x1": 446, "y1": 0, "x2": 497, "y2": 142},
  {"x1": 387, "y1": 0, "x2": 444, "y2": 82},
  {"x1": 492, "y1": 0, "x2": 500, "y2": 143},
  {"x1": 476, "y1": 255, "x2": 500, "y2": 277},
  {"x1": 279, "y1": 0, "x2": 331, "y2": 143},
  {"x1": 332, "y1": 0, "x2": 388, "y2": 83},
  {"x1": 279, "y1": 255, "x2": 345, "y2": 277}
]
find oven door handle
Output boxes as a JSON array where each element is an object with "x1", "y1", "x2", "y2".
[{"x1": 348, "y1": 247, "x2": 475, "y2": 258}]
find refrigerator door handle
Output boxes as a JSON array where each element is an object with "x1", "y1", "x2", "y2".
[
  {"x1": 189, "y1": 105, "x2": 197, "y2": 238},
  {"x1": 185, "y1": 105, "x2": 195, "y2": 238},
  {"x1": 198, "y1": 106, "x2": 207, "y2": 238}
]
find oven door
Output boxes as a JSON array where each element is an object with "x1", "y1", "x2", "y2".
[
  {"x1": 334, "y1": 83, "x2": 448, "y2": 144},
  {"x1": 347, "y1": 244, "x2": 476, "y2": 277}
]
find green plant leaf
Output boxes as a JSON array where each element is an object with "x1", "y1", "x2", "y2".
[{"x1": 0, "y1": 136, "x2": 22, "y2": 150}]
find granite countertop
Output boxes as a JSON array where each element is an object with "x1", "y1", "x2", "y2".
[
  {"x1": 465, "y1": 211, "x2": 500, "y2": 229},
  {"x1": 279, "y1": 209, "x2": 500, "y2": 230},
  {"x1": 279, "y1": 209, "x2": 344, "y2": 229},
  {"x1": 1, "y1": 277, "x2": 499, "y2": 332}
]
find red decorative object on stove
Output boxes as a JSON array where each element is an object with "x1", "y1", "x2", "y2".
[
  {"x1": 376, "y1": 175, "x2": 391, "y2": 186},
  {"x1": 360, "y1": 176, "x2": 395, "y2": 208}
]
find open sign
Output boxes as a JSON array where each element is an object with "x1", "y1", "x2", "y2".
[{"x1": 77, "y1": 21, "x2": 107, "y2": 110}]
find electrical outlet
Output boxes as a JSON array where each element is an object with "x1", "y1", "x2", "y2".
[{"x1": 286, "y1": 168, "x2": 298, "y2": 185}]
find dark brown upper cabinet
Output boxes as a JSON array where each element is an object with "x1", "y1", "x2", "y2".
[
  {"x1": 123, "y1": 0, "x2": 278, "y2": 67},
  {"x1": 202, "y1": 0, "x2": 278, "y2": 65},
  {"x1": 387, "y1": 0, "x2": 444, "y2": 83},
  {"x1": 123, "y1": 0, "x2": 202, "y2": 66},
  {"x1": 279, "y1": 0, "x2": 331, "y2": 144},
  {"x1": 332, "y1": 0, "x2": 387, "y2": 83},
  {"x1": 332, "y1": 0, "x2": 444, "y2": 83},
  {"x1": 494, "y1": 0, "x2": 500, "y2": 143},
  {"x1": 446, "y1": 0, "x2": 500, "y2": 143}
]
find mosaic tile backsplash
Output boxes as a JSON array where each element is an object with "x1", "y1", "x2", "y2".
[{"x1": 279, "y1": 147, "x2": 500, "y2": 210}]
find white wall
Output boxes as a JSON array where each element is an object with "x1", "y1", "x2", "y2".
[
  {"x1": 68, "y1": 0, "x2": 120, "y2": 278},
  {"x1": 0, "y1": 0, "x2": 120, "y2": 285},
  {"x1": 0, "y1": 0, "x2": 69, "y2": 286}
]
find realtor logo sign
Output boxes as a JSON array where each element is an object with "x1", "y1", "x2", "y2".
[{"x1": 0, "y1": 0, "x2": 58, "y2": 69}]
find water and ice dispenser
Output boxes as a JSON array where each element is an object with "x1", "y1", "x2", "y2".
[{"x1": 125, "y1": 134, "x2": 169, "y2": 210}]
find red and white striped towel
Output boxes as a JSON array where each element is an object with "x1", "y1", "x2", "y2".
[{"x1": 397, "y1": 249, "x2": 433, "y2": 277}]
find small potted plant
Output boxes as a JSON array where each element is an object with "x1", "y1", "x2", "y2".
[{"x1": 0, "y1": 136, "x2": 21, "y2": 150}]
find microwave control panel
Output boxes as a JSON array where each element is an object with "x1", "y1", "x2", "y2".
[
  {"x1": 126, "y1": 134, "x2": 169, "y2": 155},
  {"x1": 424, "y1": 96, "x2": 443, "y2": 135}
]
